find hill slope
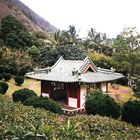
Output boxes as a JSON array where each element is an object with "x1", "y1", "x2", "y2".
[
  {"x1": 0, "y1": 0, "x2": 58, "y2": 32},
  {"x1": 0, "y1": 96, "x2": 140, "y2": 139}
]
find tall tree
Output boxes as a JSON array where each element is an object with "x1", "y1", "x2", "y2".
[
  {"x1": 85, "y1": 28, "x2": 113, "y2": 55},
  {"x1": 112, "y1": 27, "x2": 140, "y2": 86}
]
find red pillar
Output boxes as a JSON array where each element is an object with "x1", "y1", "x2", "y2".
[
  {"x1": 77, "y1": 84, "x2": 80, "y2": 108},
  {"x1": 66, "y1": 83, "x2": 69, "y2": 105},
  {"x1": 106, "y1": 82, "x2": 108, "y2": 93}
]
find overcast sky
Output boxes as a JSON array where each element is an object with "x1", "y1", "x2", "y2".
[{"x1": 20, "y1": 0, "x2": 140, "y2": 38}]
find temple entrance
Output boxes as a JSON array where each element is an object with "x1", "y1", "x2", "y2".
[{"x1": 51, "y1": 82, "x2": 67, "y2": 102}]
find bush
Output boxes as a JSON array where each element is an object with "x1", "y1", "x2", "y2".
[
  {"x1": 24, "y1": 96, "x2": 62, "y2": 114},
  {"x1": 0, "y1": 74, "x2": 3, "y2": 80},
  {"x1": 116, "y1": 77, "x2": 128, "y2": 86},
  {"x1": 3, "y1": 73, "x2": 11, "y2": 81},
  {"x1": 122, "y1": 100, "x2": 140, "y2": 125},
  {"x1": 15, "y1": 76, "x2": 24, "y2": 85},
  {"x1": 0, "y1": 82, "x2": 9, "y2": 94},
  {"x1": 0, "y1": 66, "x2": 6, "y2": 74},
  {"x1": 12, "y1": 88, "x2": 37, "y2": 103},
  {"x1": 0, "y1": 86, "x2": 3, "y2": 94},
  {"x1": 85, "y1": 89, "x2": 121, "y2": 119}
]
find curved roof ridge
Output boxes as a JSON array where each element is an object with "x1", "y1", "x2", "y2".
[{"x1": 51, "y1": 56, "x2": 64, "y2": 69}]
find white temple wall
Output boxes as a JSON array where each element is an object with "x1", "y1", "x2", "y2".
[
  {"x1": 101, "y1": 82, "x2": 107, "y2": 92},
  {"x1": 68, "y1": 97, "x2": 77, "y2": 108},
  {"x1": 80, "y1": 84, "x2": 87, "y2": 108}
]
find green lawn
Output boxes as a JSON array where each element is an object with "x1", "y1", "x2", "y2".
[{"x1": 4, "y1": 78, "x2": 41, "y2": 99}]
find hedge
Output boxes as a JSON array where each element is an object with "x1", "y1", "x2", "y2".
[
  {"x1": 122, "y1": 100, "x2": 140, "y2": 125},
  {"x1": 15, "y1": 76, "x2": 24, "y2": 85},
  {"x1": 24, "y1": 96, "x2": 62, "y2": 114},
  {"x1": 12, "y1": 88, "x2": 37, "y2": 103},
  {"x1": 85, "y1": 89, "x2": 121, "y2": 119},
  {"x1": 0, "y1": 82, "x2": 9, "y2": 94}
]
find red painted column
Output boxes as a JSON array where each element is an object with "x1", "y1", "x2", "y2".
[
  {"x1": 66, "y1": 83, "x2": 69, "y2": 105},
  {"x1": 106, "y1": 82, "x2": 108, "y2": 93},
  {"x1": 77, "y1": 84, "x2": 80, "y2": 108}
]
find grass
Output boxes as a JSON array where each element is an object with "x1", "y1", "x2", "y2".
[
  {"x1": 108, "y1": 83, "x2": 134, "y2": 106},
  {"x1": 3, "y1": 78, "x2": 41, "y2": 99}
]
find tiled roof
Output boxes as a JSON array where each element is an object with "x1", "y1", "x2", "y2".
[{"x1": 26, "y1": 56, "x2": 124, "y2": 83}]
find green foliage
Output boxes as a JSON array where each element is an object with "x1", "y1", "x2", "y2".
[
  {"x1": 34, "y1": 31, "x2": 48, "y2": 39},
  {"x1": 0, "y1": 82, "x2": 9, "y2": 94},
  {"x1": 1, "y1": 15, "x2": 26, "y2": 38},
  {"x1": 112, "y1": 27, "x2": 140, "y2": 76},
  {"x1": 0, "y1": 96, "x2": 140, "y2": 139},
  {"x1": 3, "y1": 73, "x2": 11, "y2": 81},
  {"x1": 27, "y1": 45, "x2": 40, "y2": 63},
  {"x1": 12, "y1": 88, "x2": 37, "y2": 103},
  {"x1": 84, "y1": 28, "x2": 113, "y2": 55},
  {"x1": 122, "y1": 100, "x2": 140, "y2": 125},
  {"x1": 116, "y1": 77, "x2": 128, "y2": 86},
  {"x1": 39, "y1": 44, "x2": 86, "y2": 66},
  {"x1": 85, "y1": 89, "x2": 121, "y2": 118},
  {"x1": 0, "y1": 47, "x2": 33, "y2": 76},
  {"x1": 0, "y1": 65, "x2": 7, "y2": 74},
  {"x1": 24, "y1": 96, "x2": 62, "y2": 114},
  {"x1": 1, "y1": 15, "x2": 43, "y2": 49},
  {"x1": 88, "y1": 51, "x2": 113, "y2": 69},
  {"x1": 0, "y1": 85, "x2": 2, "y2": 94},
  {"x1": 0, "y1": 74, "x2": 3, "y2": 80},
  {"x1": 27, "y1": 45, "x2": 40, "y2": 57},
  {"x1": 15, "y1": 76, "x2": 24, "y2": 86}
]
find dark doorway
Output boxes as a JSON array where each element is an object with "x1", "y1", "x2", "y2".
[{"x1": 51, "y1": 82, "x2": 67, "y2": 101}]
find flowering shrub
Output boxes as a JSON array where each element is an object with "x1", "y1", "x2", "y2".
[{"x1": 0, "y1": 96, "x2": 140, "y2": 139}]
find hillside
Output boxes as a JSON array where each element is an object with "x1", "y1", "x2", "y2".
[
  {"x1": 0, "y1": 0, "x2": 58, "y2": 32},
  {"x1": 0, "y1": 96, "x2": 140, "y2": 139}
]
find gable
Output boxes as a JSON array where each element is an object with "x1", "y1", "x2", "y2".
[
  {"x1": 82, "y1": 64, "x2": 96, "y2": 73},
  {"x1": 79, "y1": 57, "x2": 97, "y2": 73}
]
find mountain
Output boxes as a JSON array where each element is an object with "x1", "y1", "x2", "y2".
[{"x1": 0, "y1": 0, "x2": 58, "y2": 32}]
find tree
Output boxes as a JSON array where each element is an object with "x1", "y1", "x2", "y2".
[
  {"x1": 39, "y1": 44, "x2": 86, "y2": 67},
  {"x1": 1, "y1": 15, "x2": 26, "y2": 39},
  {"x1": 1, "y1": 15, "x2": 43, "y2": 49},
  {"x1": 112, "y1": 27, "x2": 140, "y2": 86},
  {"x1": 48, "y1": 25, "x2": 83, "y2": 48},
  {"x1": 27, "y1": 45, "x2": 40, "y2": 62},
  {"x1": 88, "y1": 51, "x2": 113, "y2": 69},
  {"x1": 85, "y1": 28, "x2": 113, "y2": 55}
]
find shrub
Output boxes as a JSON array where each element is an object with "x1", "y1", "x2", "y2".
[
  {"x1": 24, "y1": 96, "x2": 62, "y2": 114},
  {"x1": 85, "y1": 89, "x2": 121, "y2": 119},
  {"x1": 0, "y1": 86, "x2": 2, "y2": 94},
  {"x1": 15, "y1": 76, "x2": 24, "y2": 85},
  {"x1": 0, "y1": 66, "x2": 6, "y2": 74},
  {"x1": 12, "y1": 88, "x2": 37, "y2": 103},
  {"x1": 116, "y1": 77, "x2": 128, "y2": 86},
  {"x1": 121, "y1": 100, "x2": 140, "y2": 125},
  {"x1": 0, "y1": 82, "x2": 9, "y2": 94},
  {"x1": 3, "y1": 73, "x2": 11, "y2": 81},
  {"x1": 0, "y1": 74, "x2": 3, "y2": 80}
]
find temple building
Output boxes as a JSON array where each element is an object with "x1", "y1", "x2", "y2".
[{"x1": 26, "y1": 56, "x2": 123, "y2": 108}]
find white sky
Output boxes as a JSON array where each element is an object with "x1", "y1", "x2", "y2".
[{"x1": 20, "y1": 0, "x2": 140, "y2": 38}]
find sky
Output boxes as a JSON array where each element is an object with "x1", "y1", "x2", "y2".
[{"x1": 20, "y1": 0, "x2": 140, "y2": 38}]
